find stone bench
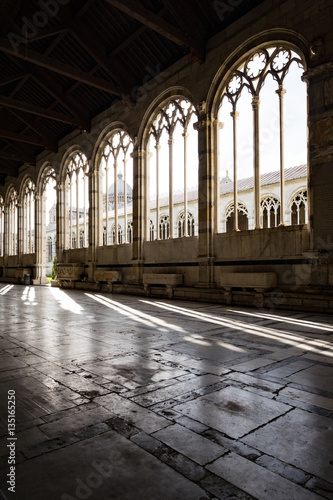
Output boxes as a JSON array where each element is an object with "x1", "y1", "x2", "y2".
[
  {"x1": 94, "y1": 270, "x2": 122, "y2": 291},
  {"x1": 143, "y1": 273, "x2": 183, "y2": 298},
  {"x1": 220, "y1": 272, "x2": 277, "y2": 293},
  {"x1": 56, "y1": 264, "x2": 84, "y2": 287}
]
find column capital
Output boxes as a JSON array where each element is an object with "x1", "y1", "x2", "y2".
[
  {"x1": 193, "y1": 116, "x2": 214, "y2": 131},
  {"x1": 230, "y1": 110, "x2": 239, "y2": 119},
  {"x1": 275, "y1": 85, "x2": 286, "y2": 98},
  {"x1": 131, "y1": 147, "x2": 146, "y2": 159},
  {"x1": 252, "y1": 95, "x2": 260, "y2": 109}
]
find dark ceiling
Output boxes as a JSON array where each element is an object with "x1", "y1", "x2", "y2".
[{"x1": 0, "y1": 0, "x2": 263, "y2": 185}]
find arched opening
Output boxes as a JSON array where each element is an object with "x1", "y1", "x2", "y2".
[
  {"x1": 99, "y1": 130, "x2": 133, "y2": 246},
  {"x1": 217, "y1": 44, "x2": 307, "y2": 231},
  {"x1": 22, "y1": 179, "x2": 35, "y2": 254},
  {"x1": 147, "y1": 97, "x2": 198, "y2": 240},
  {"x1": 64, "y1": 152, "x2": 89, "y2": 249},
  {"x1": 290, "y1": 190, "x2": 307, "y2": 225},
  {"x1": 7, "y1": 188, "x2": 18, "y2": 256},
  {"x1": 42, "y1": 167, "x2": 57, "y2": 279},
  {"x1": 225, "y1": 203, "x2": 249, "y2": 232}
]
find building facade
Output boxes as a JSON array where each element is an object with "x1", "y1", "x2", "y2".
[{"x1": 0, "y1": 0, "x2": 333, "y2": 312}]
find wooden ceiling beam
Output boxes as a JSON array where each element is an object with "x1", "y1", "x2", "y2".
[
  {"x1": 71, "y1": 20, "x2": 136, "y2": 90},
  {"x1": 0, "y1": 36, "x2": 130, "y2": 97},
  {"x1": 25, "y1": 25, "x2": 70, "y2": 43},
  {"x1": 28, "y1": 65, "x2": 91, "y2": 125},
  {"x1": 103, "y1": 0, "x2": 204, "y2": 62},
  {"x1": 0, "y1": 72, "x2": 28, "y2": 87},
  {"x1": 9, "y1": 110, "x2": 58, "y2": 153},
  {"x1": 0, "y1": 128, "x2": 48, "y2": 148},
  {"x1": 0, "y1": 94, "x2": 89, "y2": 129},
  {"x1": 0, "y1": 151, "x2": 35, "y2": 164},
  {"x1": 162, "y1": 0, "x2": 206, "y2": 38},
  {"x1": 0, "y1": 162, "x2": 19, "y2": 177}
]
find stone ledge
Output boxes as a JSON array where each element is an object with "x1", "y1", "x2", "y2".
[
  {"x1": 143, "y1": 273, "x2": 183, "y2": 299},
  {"x1": 220, "y1": 272, "x2": 277, "y2": 292}
]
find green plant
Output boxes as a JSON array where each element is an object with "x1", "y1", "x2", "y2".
[{"x1": 51, "y1": 256, "x2": 57, "y2": 280}]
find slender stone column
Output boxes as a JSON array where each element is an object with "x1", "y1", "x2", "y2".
[
  {"x1": 183, "y1": 131, "x2": 188, "y2": 236},
  {"x1": 214, "y1": 120, "x2": 223, "y2": 233},
  {"x1": 86, "y1": 160, "x2": 98, "y2": 280},
  {"x1": 83, "y1": 173, "x2": 87, "y2": 247},
  {"x1": 34, "y1": 193, "x2": 44, "y2": 283},
  {"x1": 252, "y1": 95, "x2": 261, "y2": 229},
  {"x1": 276, "y1": 85, "x2": 286, "y2": 225},
  {"x1": 124, "y1": 158, "x2": 128, "y2": 243},
  {"x1": 155, "y1": 142, "x2": 160, "y2": 240},
  {"x1": 56, "y1": 183, "x2": 65, "y2": 262},
  {"x1": 76, "y1": 170, "x2": 79, "y2": 248},
  {"x1": 168, "y1": 135, "x2": 174, "y2": 238},
  {"x1": 3, "y1": 207, "x2": 9, "y2": 275},
  {"x1": 68, "y1": 177, "x2": 72, "y2": 249},
  {"x1": 105, "y1": 165, "x2": 109, "y2": 244},
  {"x1": 131, "y1": 146, "x2": 145, "y2": 264},
  {"x1": 17, "y1": 202, "x2": 23, "y2": 263},
  {"x1": 231, "y1": 110, "x2": 240, "y2": 231},
  {"x1": 114, "y1": 160, "x2": 118, "y2": 244}
]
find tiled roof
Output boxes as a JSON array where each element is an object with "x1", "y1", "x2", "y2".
[{"x1": 220, "y1": 164, "x2": 307, "y2": 194}]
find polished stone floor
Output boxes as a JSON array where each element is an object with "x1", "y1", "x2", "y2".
[{"x1": 0, "y1": 284, "x2": 333, "y2": 500}]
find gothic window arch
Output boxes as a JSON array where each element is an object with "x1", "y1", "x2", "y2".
[
  {"x1": 149, "y1": 220, "x2": 154, "y2": 241},
  {"x1": 178, "y1": 211, "x2": 195, "y2": 238},
  {"x1": 159, "y1": 215, "x2": 170, "y2": 240},
  {"x1": 218, "y1": 44, "x2": 307, "y2": 231},
  {"x1": 65, "y1": 152, "x2": 89, "y2": 249},
  {"x1": 225, "y1": 203, "x2": 248, "y2": 232},
  {"x1": 260, "y1": 197, "x2": 281, "y2": 228},
  {"x1": 99, "y1": 130, "x2": 133, "y2": 246},
  {"x1": 8, "y1": 188, "x2": 18, "y2": 256},
  {"x1": 127, "y1": 221, "x2": 133, "y2": 243},
  {"x1": 22, "y1": 179, "x2": 35, "y2": 254},
  {"x1": 111, "y1": 224, "x2": 123, "y2": 245},
  {"x1": 79, "y1": 230, "x2": 84, "y2": 248},
  {"x1": 147, "y1": 97, "x2": 198, "y2": 240},
  {"x1": 0, "y1": 196, "x2": 4, "y2": 257},
  {"x1": 290, "y1": 190, "x2": 307, "y2": 225}
]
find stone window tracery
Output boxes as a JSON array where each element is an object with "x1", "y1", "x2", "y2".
[
  {"x1": 65, "y1": 152, "x2": 89, "y2": 249},
  {"x1": 147, "y1": 98, "x2": 198, "y2": 240},
  {"x1": 111, "y1": 224, "x2": 123, "y2": 245},
  {"x1": 149, "y1": 220, "x2": 154, "y2": 241},
  {"x1": 159, "y1": 215, "x2": 170, "y2": 240},
  {"x1": 290, "y1": 190, "x2": 307, "y2": 225},
  {"x1": 23, "y1": 179, "x2": 35, "y2": 254},
  {"x1": 178, "y1": 211, "x2": 195, "y2": 237},
  {"x1": 8, "y1": 188, "x2": 18, "y2": 256},
  {"x1": 127, "y1": 221, "x2": 133, "y2": 244},
  {"x1": 260, "y1": 197, "x2": 280, "y2": 228},
  {"x1": 225, "y1": 203, "x2": 248, "y2": 232},
  {"x1": 218, "y1": 45, "x2": 307, "y2": 231},
  {"x1": 100, "y1": 130, "x2": 133, "y2": 246}
]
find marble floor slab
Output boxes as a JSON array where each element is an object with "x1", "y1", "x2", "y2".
[{"x1": 0, "y1": 285, "x2": 332, "y2": 500}]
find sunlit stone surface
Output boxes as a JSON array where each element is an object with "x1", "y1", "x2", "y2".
[{"x1": 0, "y1": 285, "x2": 332, "y2": 499}]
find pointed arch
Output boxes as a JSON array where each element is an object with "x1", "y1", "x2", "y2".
[{"x1": 142, "y1": 90, "x2": 199, "y2": 241}]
